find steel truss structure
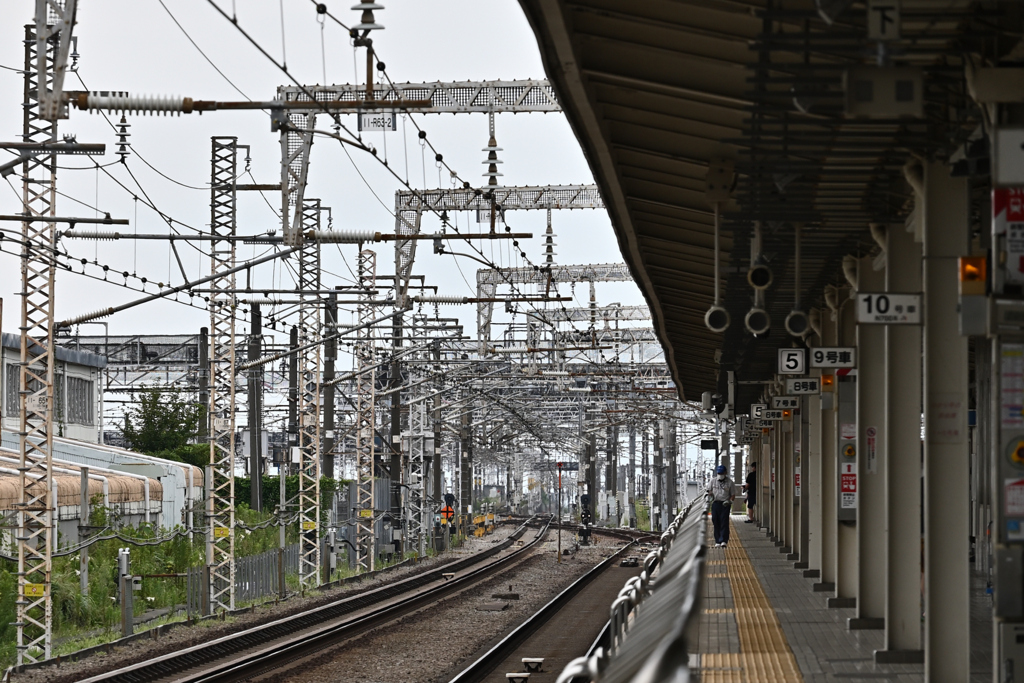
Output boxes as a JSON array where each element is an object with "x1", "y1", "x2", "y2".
[
  {"x1": 297, "y1": 199, "x2": 322, "y2": 589},
  {"x1": 404, "y1": 314, "x2": 431, "y2": 556},
  {"x1": 395, "y1": 184, "x2": 603, "y2": 216},
  {"x1": 207, "y1": 136, "x2": 238, "y2": 612},
  {"x1": 16, "y1": 9, "x2": 70, "y2": 662},
  {"x1": 354, "y1": 250, "x2": 377, "y2": 571},
  {"x1": 277, "y1": 79, "x2": 559, "y2": 114}
]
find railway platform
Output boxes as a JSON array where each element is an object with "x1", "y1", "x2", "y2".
[{"x1": 692, "y1": 518, "x2": 994, "y2": 683}]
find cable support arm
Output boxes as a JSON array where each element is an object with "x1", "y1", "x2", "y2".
[{"x1": 55, "y1": 246, "x2": 300, "y2": 328}]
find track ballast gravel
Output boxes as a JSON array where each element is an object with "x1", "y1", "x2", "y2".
[
  {"x1": 11, "y1": 525, "x2": 520, "y2": 683},
  {"x1": 269, "y1": 535, "x2": 623, "y2": 683}
]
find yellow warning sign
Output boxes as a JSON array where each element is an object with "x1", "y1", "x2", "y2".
[
  {"x1": 24, "y1": 583, "x2": 45, "y2": 598},
  {"x1": 213, "y1": 526, "x2": 230, "y2": 539},
  {"x1": 358, "y1": 509, "x2": 374, "y2": 518},
  {"x1": 301, "y1": 521, "x2": 316, "y2": 531},
  {"x1": 842, "y1": 444, "x2": 856, "y2": 458}
]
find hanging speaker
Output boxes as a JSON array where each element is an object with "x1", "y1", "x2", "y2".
[
  {"x1": 704, "y1": 305, "x2": 730, "y2": 333},
  {"x1": 745, "y1": 307, "x2": 770, "y2": 335},
  {"x1": 785, "y1": 310, "x2": 810, "y2": 337},
  {"x1": 747, "y1": 263, "x2": 773, "y2": 290}
]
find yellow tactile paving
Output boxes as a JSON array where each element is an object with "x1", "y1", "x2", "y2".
[{"x1": 699, "y1": 519, "x2": 805, "y2": 683}]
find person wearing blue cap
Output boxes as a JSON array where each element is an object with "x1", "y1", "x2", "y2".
[{"x1": 706, "y1": 464, "x2": 736, "y2": 547}]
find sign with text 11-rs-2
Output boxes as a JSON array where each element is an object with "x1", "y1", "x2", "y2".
[
  {"x1": 778, "y1": 348, "x2": 806, "y2": 375},
  {"x1": 786, "y1": 377, "x2": 821, "y2": 394},
  {"x1": 772, "y1": 396, "x2": 799, "y2": 410},
  {"x1": 358, "y1": 112, "x2": 397, "y2": 131},
  {"x1": 810, "y1": 347, "x2": 856, "y2": 368},
  {"x1": 856, "y1": 293, "x2": 922, "y2": 324}
]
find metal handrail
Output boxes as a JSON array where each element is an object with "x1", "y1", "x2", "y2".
[{"x1": 555, "y1": 498, "x2": 707, "y2": 683}]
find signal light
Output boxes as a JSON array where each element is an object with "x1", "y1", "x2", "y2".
[
  {"x1": 959, "y1": 256, "x2": 987, "y2": 296},
  {"x1": 821, "y1": 374, "x2": 835, "y2": 392}
]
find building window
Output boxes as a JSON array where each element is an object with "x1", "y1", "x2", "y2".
[
  {"x1": 67, "y1": 376, "x2": 93, "y2": 425},
  {"x1": 4, "y1": 363, "x2": 16, "y2": 418}
]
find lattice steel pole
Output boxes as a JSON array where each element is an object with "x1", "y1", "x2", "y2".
[
  {"x1": 278, "y1": 105, "x2": 315, "y2": 246},
  {"x1": 16, "y1": 18, "x2": 59, "y2": 665},
  {"x1": 207, "y1": 137, "x2": 238, "y2": 612},
  {"x1": 355, "y1": 250, "x2": 377, "y2": 571},
  {"x1": 404, "y1": 314, "x2": 429, "y2": 556},
  {"x1": 297, "y1": 199, "x2": 322, "y2": 590}
]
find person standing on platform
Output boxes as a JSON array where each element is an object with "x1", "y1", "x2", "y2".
[
  {"x1": 706, "y1": 465, "x2": 736, "y2": 547},
  {"x1": 743, "y1": 461, "x2": 757, "y2": 524}
]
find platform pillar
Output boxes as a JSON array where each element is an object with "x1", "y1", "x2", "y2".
[
  {"x1": 922, "y1": 162, "x2": 970, "y2": 681},
  {"x1": 819, "y1": 307, "x2": 839, "y2": 591},
  {"x1": 878, "y1": 213, "x2": 924, "y2": 661},
  {"x1": 807, "y1": 364, "x2": 823, "y2": 573},
  {"x1": 782, "y1": 418, "x2": 794, "y2": 552},
  {"x1": 835, "y1": 294, "x2": 858, "y2": 607},
  {"x1": 853, "y1": 256, "x2": 886, "y2": 628}
]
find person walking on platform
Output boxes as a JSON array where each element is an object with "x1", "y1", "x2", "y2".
[
  {"x1": 706, "y1": 465, "x2": 736, "y2": 547},
  {"x1": 743, "y1": 461, "x2": 757, "y2": 524}
]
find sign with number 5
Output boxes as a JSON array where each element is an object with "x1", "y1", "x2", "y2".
[{"x1": 777, "y1": 348, "x2": 806, "y2": 375}]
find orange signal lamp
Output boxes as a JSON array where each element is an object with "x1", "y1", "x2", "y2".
[
  {"x1": 959, "y1": 256, "x2": 987, "y2": 296},
  {"x1": 821, "y1": 374, "x2": 835, "y2": 392},
  {"x1": 783, "y1": 409, "x2": 792, "y2": 421}
]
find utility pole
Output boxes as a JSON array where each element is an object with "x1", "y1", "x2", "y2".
[
  {"x1": 389, "y1": 312, "x2": 403, "y2": 554},
  {"x1": 653, "y1": 423, "x2": 663, "y2": 532},
  {"x1": 198, "y1": 327, "x2": 209, "y2": 441},
  {"x1": 288, "y1": 325, "x2": 298, "y2": 474},
  {"x1": 323, "y1": 290, "x2": 338, "y2": 479},
  {"x1": 432, "y1": 342, "x2": 443, "y2": 525},
  {"x1": 248, "y1": 305, "x2": 262, "y2": 511},
  {"x1": 207, "y1": 136, "x2": 239, "y2": 612}
]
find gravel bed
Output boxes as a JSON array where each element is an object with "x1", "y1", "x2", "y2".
[
  {"x1": 272, "y1": 535, "x2": 623, "y2": 683},
  {"x1": 12, "y1": 524, "x2": 521, "y2": 683}
]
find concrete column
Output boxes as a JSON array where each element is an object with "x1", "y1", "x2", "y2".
[
  {"x1": 782, "y1": 419, "x2": 794, "y2": 553},
  {"x1": 806, "y1": 365, "x2": 824, "y2": 577},
  {"x1": 771, "y1": 424, "x2": 779, "y2": 538},
  {"x1": 818, "y1": 307, "x2": 839, "y2": 592},
  {"x1": 877, "y1": 214, "x2": 924, "y2": 662},
  {"x1": 834, "y1": 296, "x2": 859, "y2": 608},
  {"x1": 922, "y1": 162, "x2": 969, "y2": 681},
  {"x1": 853, "y1": 256, "x2": 886, "y2": 629},
  {"x1": 761, "y1": 435, "x2": 771, "y2": 530},
  {"x1": 796, "y1": 393, "x2": 810, "y2": 565}
]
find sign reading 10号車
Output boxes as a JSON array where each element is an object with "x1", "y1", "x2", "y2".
[{"x1": 856, "y1": 293, "x2": 921, "y2": 324}]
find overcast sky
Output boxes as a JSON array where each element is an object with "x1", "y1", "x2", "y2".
[{"x1": 0, "y1": 0, "x2": 649, "y2": 351}]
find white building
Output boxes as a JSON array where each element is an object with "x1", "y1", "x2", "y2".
[{"x1": 1, "y1": 332, "x2": 105, "y2": 443}]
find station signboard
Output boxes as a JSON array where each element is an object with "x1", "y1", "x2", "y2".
[
  {"x1": 772, "y1": 396, "x2": 799, "y2": 409},
  {"x1": 856, "y1": 293, "x2": 922, "y2": 324},
  {"x1": 810, "y1": 347, "x2": 856, "y2": 368},
  {"x1": 786, "y1": 378, "x2": 821, "y2": 394}
]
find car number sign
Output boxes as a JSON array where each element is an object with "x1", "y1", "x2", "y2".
[
  {"x1": 857, "y1": 293, "x2": 921, "y2": 324},
  {"x1": 810, "y1": 347, "x2": 856, "y2": 368},
  {"x1": 778, "y1": 348, "x2": 806, "y2": 374},
  {"x1": 772, "y1": 396, "x2": 799, "y2": 409},
  {"x1": 786, "y1": 378, "x2": 821, "y2": 394}
]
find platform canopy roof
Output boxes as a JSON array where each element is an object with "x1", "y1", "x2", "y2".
[{"x1": 517, "y1": 0, "x2": 1005, "y2": 411}]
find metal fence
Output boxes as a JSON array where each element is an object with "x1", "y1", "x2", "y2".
[{"x1": 186, "y1": 543, "x2": 300, "y2": 614}]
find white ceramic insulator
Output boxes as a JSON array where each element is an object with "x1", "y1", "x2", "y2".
[
  {"x1": 310, "y1": 230, "x2": 378, "y2": 243},
  {"x1": 492, "y1": 346, "x2": 529, "y2": 354},
  {"x1": 243, "y1": 298, "x2": 282, "y2": 305},
  {"x1": 63, "y1": 230, "x2": 120, "y2": 240},
  {"x1": 413, "y1": 295, "x2": 467, "y2": 304},
  {"x1": 87, "y1": 93, "x2": 186, "y2": 116},
  {"x1": 62, "y1": 307, "x2": 115, "y2": 326}
]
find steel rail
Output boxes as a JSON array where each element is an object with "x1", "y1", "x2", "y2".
[
  {"x1": 76, "y1": 516, "x2": 552, "y2": 683},
  {"x1": 447, "y1": 536, "x2": 638, "y2": 683}
]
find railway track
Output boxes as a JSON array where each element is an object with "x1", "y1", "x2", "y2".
[
  {"x1": 76, "y1": 515, "x2": 552, "y2": 683},
  {"x1": 447, "y1": 537, "x2": 641, "y2": 683}
]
